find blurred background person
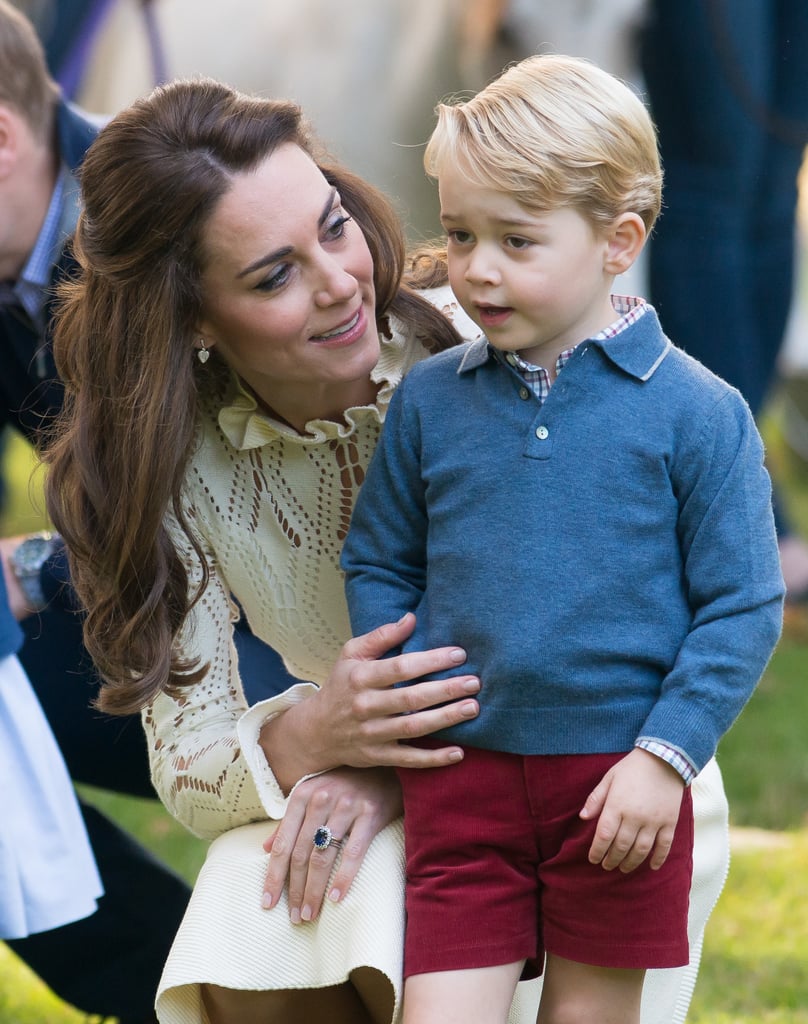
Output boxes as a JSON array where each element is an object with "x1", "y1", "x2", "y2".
[
  {"x1": 0, "y1": 4, "x2": 190, "y2": 1020},
  {"x1": 640, "y1": 0, "x2": 808, "y2": 601},
  {"x1": 0, "y1": 566, "x2": 103, "y2": 945}
]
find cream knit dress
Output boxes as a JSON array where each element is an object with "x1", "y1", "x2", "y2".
[{"x1": 148, "y1": 296, "x2": 730, "y2": 1024}]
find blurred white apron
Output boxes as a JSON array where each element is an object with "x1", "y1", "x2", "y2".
[{"x1": 0, "y1": 653, "x2": 103, "y2": 938}]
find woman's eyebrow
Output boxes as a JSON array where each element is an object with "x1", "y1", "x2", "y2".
[{"x1": 236, "y1": 188, "x2": 338, "y2": 280}]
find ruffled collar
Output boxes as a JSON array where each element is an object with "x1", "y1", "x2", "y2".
[{"x1": 217, "y1": 321, "x2": 411, "y2": 450}]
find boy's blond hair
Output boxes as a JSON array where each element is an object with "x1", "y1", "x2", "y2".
[
  {"x1": 424, "y1": 53, "x2": 662, "y2": 233},
  {"x1": 0, "y1": 0, "x2": 59, "y2": 141}
]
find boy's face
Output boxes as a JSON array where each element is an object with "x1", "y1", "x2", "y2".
[{"x1": 438, "y1": 163, "x2": 620, "y2": 368}]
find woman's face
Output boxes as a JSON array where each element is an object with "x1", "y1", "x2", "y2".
[{"x1": 197, "y1": 143, "x2": 379, "y2": 425}]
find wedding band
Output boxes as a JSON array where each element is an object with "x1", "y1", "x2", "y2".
[{"x1": 313, "y1": 825, "x2": 343, "y2": 851}]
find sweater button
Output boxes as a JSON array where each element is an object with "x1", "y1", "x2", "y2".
[{"x1": 536, "y1": 425, "x2": 549, "y2": 439}]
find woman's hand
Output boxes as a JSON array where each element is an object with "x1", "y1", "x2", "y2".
[
  {"x1": 318, "y1": 613, "x2": 483, "y2": 768},
  {"x1": 259, "y1": 613, "x2": 481, "y2": 790},
  {"x1": 261, "y1": 765, "x2": 402, "y2": 922}
]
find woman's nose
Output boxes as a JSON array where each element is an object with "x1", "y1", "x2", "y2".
[{"x1": 314, "y1": 254, "x2": 358, "y2": 306}]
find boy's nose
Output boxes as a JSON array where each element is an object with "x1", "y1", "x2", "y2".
[{"x1": 465, "y1": 250, "x2": 499, "y2": 285}]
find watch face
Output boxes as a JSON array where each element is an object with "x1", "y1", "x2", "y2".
[{"x1": 15, "y1": 536, "x2": 52, "y2": 573}]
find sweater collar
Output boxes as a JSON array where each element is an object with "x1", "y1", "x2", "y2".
[
  {"x1": 458, "y1": 304, "x2": 672, "y2": 383},
  {"x1": 217, "y1": 319, "x2": 412, "y2": 450}
]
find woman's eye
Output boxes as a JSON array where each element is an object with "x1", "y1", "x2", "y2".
[
  {"x1": 256, "y1": 264, "x2": 291, "y2": 293},
  {"x1": 324, "y1": 213, "x2": 353, "y2": 241}
]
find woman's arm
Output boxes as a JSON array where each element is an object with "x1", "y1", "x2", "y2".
[
  {"x1": 144, "y1": 513, "x2": 275, "y2": 837},
  {"x1": 146, "y1": 515, "x2": 480, "y2": 839}
]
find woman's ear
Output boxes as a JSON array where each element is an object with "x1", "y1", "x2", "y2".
[
  {"x1": 603, "y1": 212, "x2": 646, "y2": 277},
  {"x1": 193, "y1": 316, "x2": 216, "y2": 353}
]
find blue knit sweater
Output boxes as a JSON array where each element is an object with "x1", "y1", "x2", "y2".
[{"x1": 342, "y1": 308, "x2": 784, "y2": 772}]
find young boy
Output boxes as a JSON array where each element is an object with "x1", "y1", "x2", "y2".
[{"x1": 341, "y1": 54, "x2": 785, "y2": 1024}]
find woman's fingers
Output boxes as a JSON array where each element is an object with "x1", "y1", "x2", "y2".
[
  {"x1": 286, "y1": 787, "x2": 342, "y2": 923},
  {"x1": 340, "y1": 612, "x2": 418, "y2": 662},
  {"x1": 342, "y1": 614, "x2": 476, "y2": 694},
  {"x1": 297, "y1": 813, "x2": 356, "y2": 922},
  {"x1": 261, "y1": 801, "x2": 305, "y2": 912},
  {"x1": 350, "y1": 644, "x2": 472, "y2": 692},
  {"x1": 343, "y1": 670, "x2": 481, "y2": 768},
  {"x1": 262, "y1": 768, "x2": 402, "y2": 922}
]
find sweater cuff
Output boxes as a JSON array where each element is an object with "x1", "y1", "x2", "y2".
[{"x1": 237, "y1": 682, "x2": 322, "y2": 818}]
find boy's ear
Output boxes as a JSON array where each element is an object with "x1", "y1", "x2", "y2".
[
  {"x1": 0, "y1": 106, "x2": 19, "y2": 180},
  {"x1": 603, "y1": 212, "x2": 646, "y2": 276}
]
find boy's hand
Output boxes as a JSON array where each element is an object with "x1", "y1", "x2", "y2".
[{"x1": 579, "y1": 747, "x2": 686, "y2": 873}]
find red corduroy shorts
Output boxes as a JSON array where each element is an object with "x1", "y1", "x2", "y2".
[{"x1": 397, "y1": 745, "x2": 693, "y2": 979}]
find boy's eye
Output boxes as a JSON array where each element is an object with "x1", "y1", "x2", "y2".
[
  {"x1": 506, "y1": 236, "x2": 532, "y2": 250},
  {"x1": 447, "y1": 229, "x2": 473, "y2": 245}
]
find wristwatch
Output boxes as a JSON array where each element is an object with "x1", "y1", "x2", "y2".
[{"x1": 9, "y1": 531, "x2": 60, "y2": 611}]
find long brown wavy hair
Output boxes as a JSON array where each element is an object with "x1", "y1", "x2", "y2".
[{"x1": 44, "y1": 77, "x2": 460, "y2": 716}]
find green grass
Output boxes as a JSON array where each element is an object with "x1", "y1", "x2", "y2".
[
  {"x1": 3, "y1": 400, "x2": 808, "y2": 1020},
  {"x1": 689, "y1": 831, "x2": 808, "y2": 1022}
]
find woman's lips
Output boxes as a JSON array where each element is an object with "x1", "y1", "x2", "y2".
[{"x1": 310, "y1": 307, "x2": 367, "y2": 346}]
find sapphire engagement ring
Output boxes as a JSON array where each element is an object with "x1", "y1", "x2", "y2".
[{"x1": 313, "y1": 825, "x2": 343, "y2": 851}]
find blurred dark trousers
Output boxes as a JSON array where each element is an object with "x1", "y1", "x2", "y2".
[{"x1": 641, "y1": 0, "x2": 808, "y2": 418}]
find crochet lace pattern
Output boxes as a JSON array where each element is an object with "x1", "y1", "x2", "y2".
[{"x1": 144, "y1": 324, "x2": 432, "y2": 839}]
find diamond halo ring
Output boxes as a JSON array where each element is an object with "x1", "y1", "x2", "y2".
[{"x1": 313, "y1": 825, "x2": 344, "y2": 851}]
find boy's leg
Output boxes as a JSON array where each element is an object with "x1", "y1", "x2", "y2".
[
  {"x1": 537, "y1": 956, "x2": 644, "y2": 1024},
  {"x1": 403, "y1": 962, "x2": 525, "y2": 1024}
]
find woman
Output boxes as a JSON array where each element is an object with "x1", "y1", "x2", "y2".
[{"x1": 45, "y1": 78, "x2": 730, "y2": 1024}]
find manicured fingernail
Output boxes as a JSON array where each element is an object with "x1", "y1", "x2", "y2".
[
  {"x1": 261, "y1": 893, "x2": 273, "y2": 909},
  {"x1": 448, "y1": 749, "x2": 464, "y2": 762},
  {"x1": 462, "y1": 678, "x2": 479, "y2": 693},
  {"x1": 329, "y1": 888, "x2": 341, "y2": 902},
  {"x1": 461, "y1": 700, "x2": 477, "y2": 716},
  {"x1": 301, "y1": 904, "x2": 312, "y2": 922},
  {"x1": 449, "y1": 648, "x2": 466, "y2": 663},
  {"x1": 290, "y1": 907, "x2": 301, "y2": 925}
]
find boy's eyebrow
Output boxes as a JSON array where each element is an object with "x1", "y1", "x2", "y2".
[
  {"x1": 236, "y1": 187, "x2": 338, "y2": 279},
  {"x1": 440, "y1": 208, "x2": 546, "y2": 229}
]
